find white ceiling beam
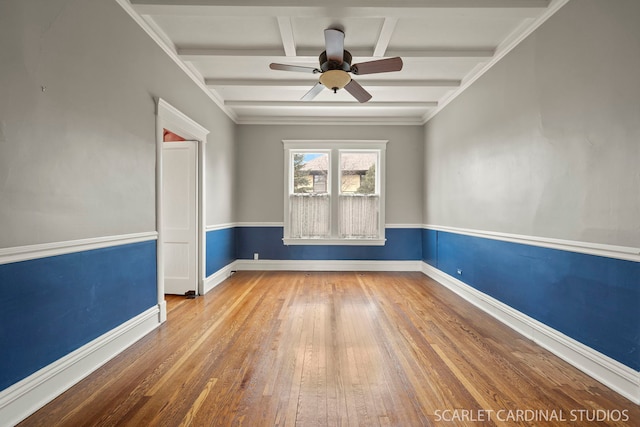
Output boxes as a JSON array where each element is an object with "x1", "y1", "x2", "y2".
[
  {"x1": 206, "y1": 78, "x2": 461, "y2": 88},
  {"x1": 131, "y1": 1, "x2": 549, "y2": 18},
  {"x1": 277, "y1": 17, "x2": 296, "y2": 57},
  {"x1": 373, "y1": 18, "x2": 397, "y2": 58},
  {"x1": 179, "y1": 48, "x2": 494, "y2": 60},
  {"x1": 131, "y1": 1, "x2": 549, "y2": 10},
  {"x1": 224, "y1": 100, "x2": 438, "y2": 108},
  {"x1": 180, "y1": 49, "x2": 289, "y2": 59},
  {"x1": 131, "y1": 0, "x2": 548, "y2": 5},
  {"x1": 385, "y1": 49, "x2": 494, "y2": 58},
  {"x1": 235, "y1": 116, "x2": 428, "y2": 126}
]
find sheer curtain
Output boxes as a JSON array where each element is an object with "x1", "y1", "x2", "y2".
[
  {"x1": 339, "y1": 194, "x2": 379, "y2": 238},
  {"x1": 289, "y1": 194, "x2": 330, "y2": 238}
]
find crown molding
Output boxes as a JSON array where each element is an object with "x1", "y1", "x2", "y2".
[
  {"x1": 115, "y1": 0, "x2": 238, "y2": 123},
  {"x1": 423, "y1": 0, "x2": 571, "y2": 124}
]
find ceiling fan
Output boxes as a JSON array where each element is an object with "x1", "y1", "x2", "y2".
[{"x1": 269, "y1": 28, "x2": 403, "y2": 103}]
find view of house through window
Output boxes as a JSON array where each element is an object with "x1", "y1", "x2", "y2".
[
  {"x1": 291, "y1": 152, "x2": 330, "y2": 238},
  {"x1": 339, "y1": 152, "x2": 379, "y2": 238},
  {"x1": 284, "y1": 140, "x2": 386, "y2": 245}
]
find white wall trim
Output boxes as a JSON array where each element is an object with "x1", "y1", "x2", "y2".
[
  {"x1": 0, "y1": 232, "x2": 158, "y2": 266},
  {"x1": 0, "y1": 306, "x2": 161, "y2": 426},
  {"x1": 235, "y1": 222, "x2": 284, "y2": 228},
  {"x1": 157, "y1": 98, "x2": 210, "y2": 141},
  {"x1": 222, "y1": 223, "x2": 424, "y2": 230},
  {"x1": 421, "y1": 263, "x2": 640, "y2": 405},
  {"x1": 203, "y1": 262, "x2": 238, "y2": 294},
  {"x1": 235, "y1": 259, "x2": 423, "y2": 272},
  {"x1": 205, "y1": 223, "x2": 237, "y2": 232},
  {"x1": 424, "y1": 224, "x2": 640, "y2": 263}
]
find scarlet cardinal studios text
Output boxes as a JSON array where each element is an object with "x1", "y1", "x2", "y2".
[{"x1": 433, "y1": 408, "x2": 630, "y2": 423}]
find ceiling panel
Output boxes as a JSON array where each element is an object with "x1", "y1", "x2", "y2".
[
  {"x1": 151, "y1": 15, "x2": 282, "y2": 48},
  {"x1": 124, "y1": 0, "x2": 568, "y2": 125},
  {"x1": 389, "y1": 17, "x2": 524, "y2": 49},
  {"x1": 291, "y1": 17, "x2": 384, "y2": 51}
]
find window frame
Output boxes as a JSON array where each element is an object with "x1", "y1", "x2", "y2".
[{"x1": 283, "y1": 140, "x2": 387, "y2": 246}]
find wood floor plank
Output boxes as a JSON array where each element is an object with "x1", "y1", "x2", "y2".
[{"x1": 19, "y1": 271, "x2": 639, "y2": 426}]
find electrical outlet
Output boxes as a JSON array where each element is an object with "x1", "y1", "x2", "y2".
[{"x1": 254, "y1": 253, "x2": 259, "y2": 260}]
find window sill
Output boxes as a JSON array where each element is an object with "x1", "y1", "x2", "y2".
[{"x1": 283, "y1": 238, "x2": 386, "y2": 246}]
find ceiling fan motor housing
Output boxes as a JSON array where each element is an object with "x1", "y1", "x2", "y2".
[{"x1": 319, "y1": 50, "x2": 352, "y2": 72}]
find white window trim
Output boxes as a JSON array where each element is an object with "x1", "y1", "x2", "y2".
[{"x1": 282, "y1": 140, "x2": 387, "y2": 246}]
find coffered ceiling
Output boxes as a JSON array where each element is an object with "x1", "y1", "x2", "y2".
[{"x1": 119, "y1": 0, "x2": 569, "y2": 125}]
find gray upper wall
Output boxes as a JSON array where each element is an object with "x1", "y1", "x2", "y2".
[
  {"x1": 0, "y1": 0, "x2": 236, "y2": 248},
  {"x1": 236, "y1": 125, "x2": 424, "y2": 225},
  {"x1": 424, "y1": 0, "x2": 640, "y2": 248}
]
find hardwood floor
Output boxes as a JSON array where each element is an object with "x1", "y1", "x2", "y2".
[{"x1": 20, "y1": 271, "x2": 639, "y2": 426}]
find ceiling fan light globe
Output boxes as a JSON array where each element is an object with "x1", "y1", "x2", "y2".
[{"x1": 319, "y1": 70, "x2": 351, "y2": 91}]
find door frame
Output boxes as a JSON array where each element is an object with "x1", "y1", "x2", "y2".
[{"x1": 156, "y1": 98, "x2": 209, "y2": 322}]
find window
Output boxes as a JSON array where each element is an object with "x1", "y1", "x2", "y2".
[{"x1": 283, "y1": 140, "x2": 387, "y2": 245}]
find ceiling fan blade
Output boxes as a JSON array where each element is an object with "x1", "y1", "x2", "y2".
[
  {"x1": 301, "y1": 82, "x2": 325, "y2": 101},
  {"x1": 270, "y1": 63, "x2": 320, "y2": 74},
  {"x1": 324, "y1": 28, "x2": 345, "y2": 64},
  {"x1": 344, "y1": 79, "x2": 372, "y2": 103},
  {"x1": 351, "y1": 57, "x2": 403, "y2": 75}
]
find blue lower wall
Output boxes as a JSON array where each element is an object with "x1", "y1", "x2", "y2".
[
  {"x1": 422, "y1": 229, "x2": 639, "y2": 371},
  {"x1": 205, "y1": 228, "x2": 236, "y2": 277},
  {"x1": 235, "y1": 226, "x2": 422, "y2": 261},
  {"x1": 0, "y1": 240, "x2": 157, "y2": 391}
]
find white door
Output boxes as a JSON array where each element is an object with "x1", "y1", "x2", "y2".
[{"x1": 162, "y1": 141, "x2": 198, "y2": 295}]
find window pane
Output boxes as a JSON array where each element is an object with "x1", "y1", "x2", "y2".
[
  {"x1": 340, "y1": 152, "x2": 377, "y2": 194},
  {"x1": 339, "y1": 151, "x2": 379, "y2": 238},
  {"x1": 290, "y1": 152, "x2": 330, "y2": 238},
  {"x1": 293, "y1": 153, "x2": 328, "y2": 194}
]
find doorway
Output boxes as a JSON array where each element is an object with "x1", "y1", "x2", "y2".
[{"x1": 156, "y1": 98, "x2": 209, "y2": 322}]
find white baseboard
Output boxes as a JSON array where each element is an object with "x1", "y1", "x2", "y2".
[
  {"x1": 234, "y1": 259, "x2": 423, "y2": 272},
  {"x1": 421, "y1": 262, "x2": 640, "y2": 404},
  {"x1": 0, "y1": 306, "x2": 161, "y2": 426},
  {"x1": 202, "y1": 262, "x2": 238, "y2": 294},
  {"x1": 158, "y1": 299, "x2": 167, "y2": 323},
  {"x1": 203, "y1": 260, "x2": 424, "y2": 292}
]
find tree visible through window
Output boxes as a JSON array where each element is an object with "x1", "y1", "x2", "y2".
[
  {"x1": 357, "y1": 164, "x2": 376, "y2": 194},
  {"x1": 292, "y1": 153, "x2": 310, "y2": 192}
]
